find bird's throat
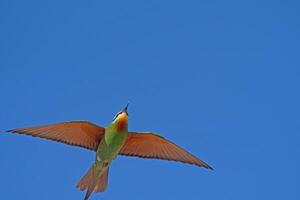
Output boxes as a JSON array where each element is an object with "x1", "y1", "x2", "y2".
[{"x1": 115, "y1": 118, "x2": 128, "y2": 132}]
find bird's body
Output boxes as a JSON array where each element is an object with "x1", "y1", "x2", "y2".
[
  {"x1": 78, "y1": 111, "x2": 129, "y2": 200},
  {"x1": 2, "y1": 104, "x2": 213, "y2": 200},
  {"x1": 98, "y1": 112, "x2": 128, "y2": 162}
]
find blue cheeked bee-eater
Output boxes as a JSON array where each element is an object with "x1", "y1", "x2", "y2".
[{"x1": 3, "y1": 104, "x2": 212, "y2": 200}]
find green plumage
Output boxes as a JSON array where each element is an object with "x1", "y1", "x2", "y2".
[
  {"x1": 96, "y1": 121, "x2": 128, "y2": 164},
  {"x1": 83, "y1": 114, "x2": 128, "y2": 200}
]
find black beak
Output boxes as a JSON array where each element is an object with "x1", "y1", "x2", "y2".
[{"x1": 122, "y1": 103, "x2": 129, "y2": 115}]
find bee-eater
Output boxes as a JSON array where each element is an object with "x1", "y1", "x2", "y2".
[{"x1": 3, "y1": 104, "x2": 212, "y2": 200}]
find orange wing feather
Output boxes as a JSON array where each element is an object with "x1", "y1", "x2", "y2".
[
  {"x1": 119, "y1": 132, "x2": 213, "y2": 169},
  {"x1": 6, "y1": 121, "x2": 104, "y2": 151}
]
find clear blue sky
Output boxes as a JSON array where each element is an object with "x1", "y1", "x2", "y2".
[{"x1": 0, "y1": 0, "x2": 299, "y2": 199}]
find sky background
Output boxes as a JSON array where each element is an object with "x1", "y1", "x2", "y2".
[{"x1": 0, "y1": 0, "x2": 300, "y2": 199}]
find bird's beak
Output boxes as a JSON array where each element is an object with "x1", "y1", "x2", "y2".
[{"x1": 122, "y1": 103, "x2": 129, "y2": 115}]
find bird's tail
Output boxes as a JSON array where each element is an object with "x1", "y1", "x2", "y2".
[{"x1": 76, "y1": 164, "x2": 109, "y2": 200}]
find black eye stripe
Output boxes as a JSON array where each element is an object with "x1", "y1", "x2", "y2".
[{"x1": 113, "y1": 112, "x2": 122, "y2": 121}]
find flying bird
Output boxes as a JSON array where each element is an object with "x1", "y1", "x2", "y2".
[{"x1": 3, "y1": 104, "x2": 212, "y2": 200}]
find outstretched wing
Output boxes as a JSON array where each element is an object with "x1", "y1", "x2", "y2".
[
  {"x1": 5, "y1": 121, "x2": 104, "y2": 151},
  {"x1": 119, "y1": 132, "x2": 213, "y2": 169}
]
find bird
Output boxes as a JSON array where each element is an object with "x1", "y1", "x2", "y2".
[{"x1": 3, "y1": 104, "x2": 212, "y2": 200}]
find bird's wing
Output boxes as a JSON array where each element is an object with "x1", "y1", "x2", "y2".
[
  {"x1": 5, "y1": 121, "x2": 104, "y2": 151},
  {"x1": 119, "y1": 132, "x2": 213, "y2": 169}
]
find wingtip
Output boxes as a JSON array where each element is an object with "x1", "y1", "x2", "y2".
[
  {"x1": 4, "y1": 129, "x2": 14, "y2": 133},
  {"x1": 197, "y1": 162, "x2": 213, "y2": 170}
]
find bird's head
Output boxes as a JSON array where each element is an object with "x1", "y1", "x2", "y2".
[{"x1": 112, "y1": 103, "x2": 129, "y2": 131}]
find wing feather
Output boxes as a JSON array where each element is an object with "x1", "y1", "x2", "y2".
[
  {"x1": 5, "y1": 121, "x2": 104, "y2": 151},
  {"x1": 119, "y1": 132, "x2": 213, "y2": 169}
]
